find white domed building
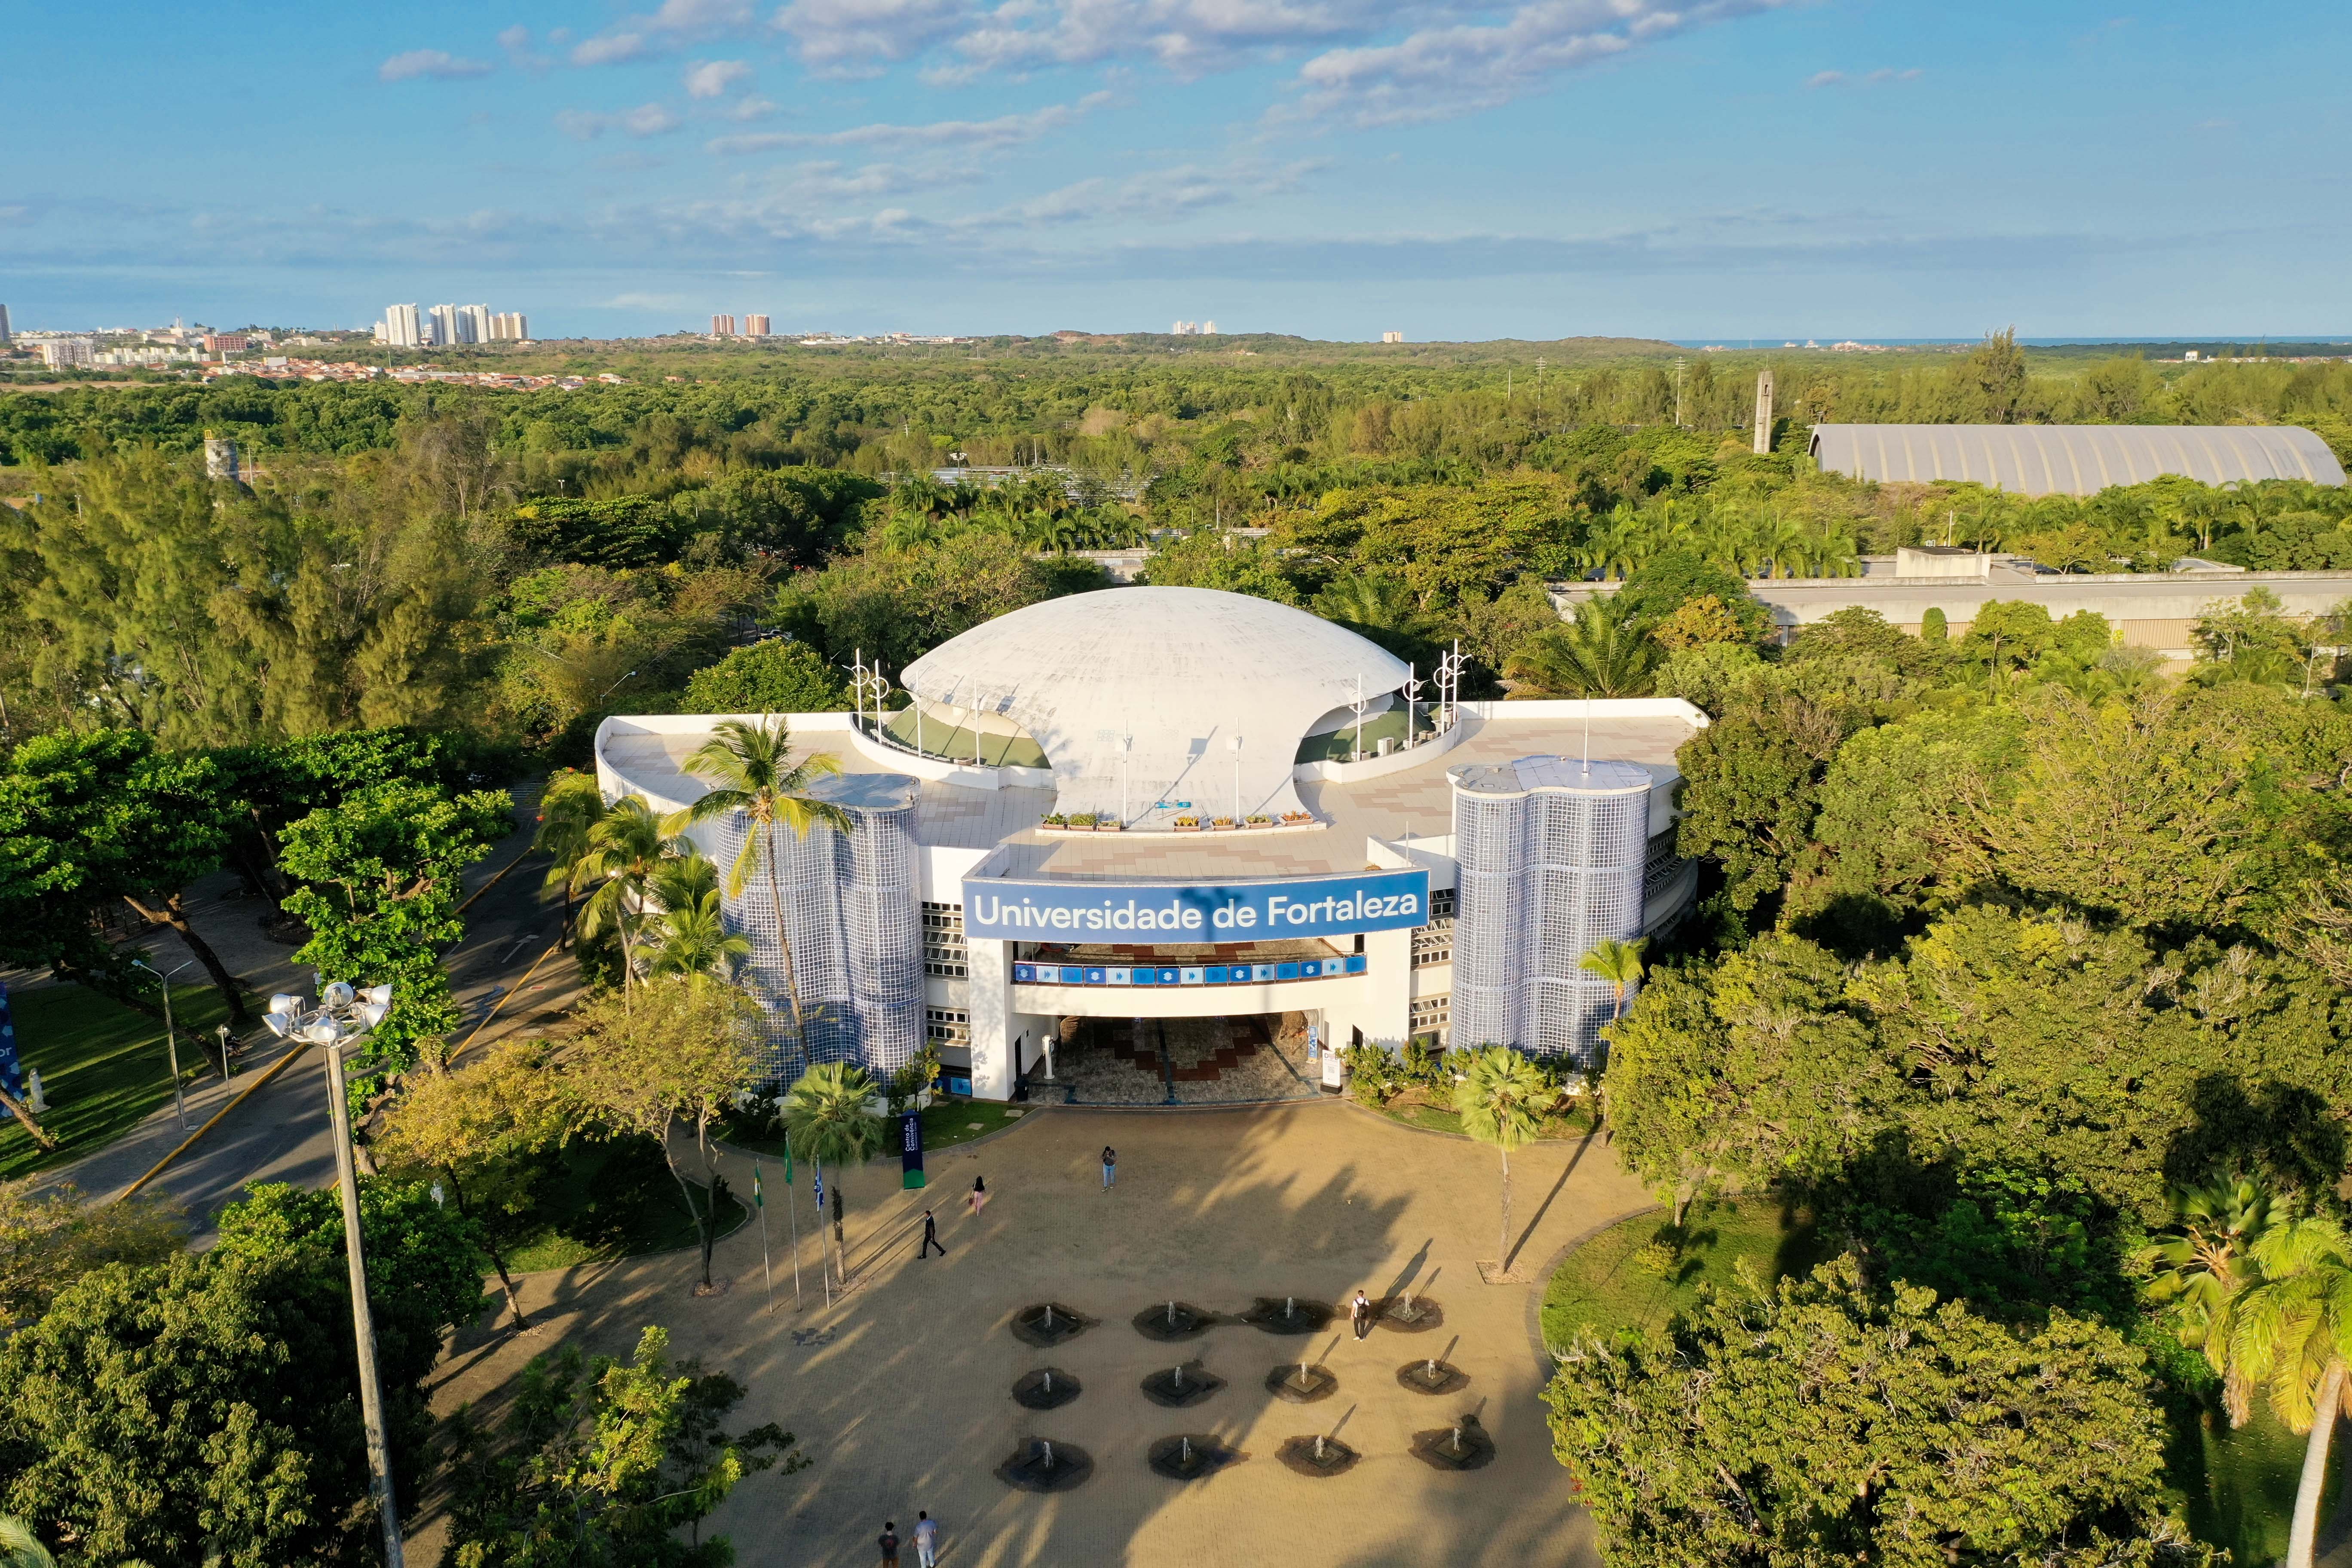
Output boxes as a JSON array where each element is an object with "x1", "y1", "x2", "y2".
[{"x1": 596, "y1": 586, "x2": 1706, "y2": 1100}]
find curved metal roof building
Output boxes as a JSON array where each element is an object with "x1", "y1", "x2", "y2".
[{"x1": 1809, "y1": 423, "x2": 2346, "y2": 496}]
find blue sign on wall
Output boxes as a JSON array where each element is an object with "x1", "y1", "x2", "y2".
[{"x1": 963, "y1": 868, "x2": 1430, "y2": 942}]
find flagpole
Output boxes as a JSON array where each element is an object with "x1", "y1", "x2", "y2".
[
  {"x1": 784, "y1": 1131, "x2": 804, "y2": 1311},
  {"x1": 755, "y1": 1155, "x2": 775, "y2": 1315}
]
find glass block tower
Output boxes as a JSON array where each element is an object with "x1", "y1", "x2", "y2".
[
  {"x1": 712, "y1": 774, "x2": 923, "y2": 1082},
  {"x1": 1449, "y1": 756, "x2": 1653, "y2": 1063}
]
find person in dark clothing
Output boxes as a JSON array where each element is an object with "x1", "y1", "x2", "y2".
[
  {"x1": 1101, "y1": 1145, "x2": 1117, "y2": 1190},
  {"x1": 1351, "y1": 1289, "x2": 1372, "y2": 1340},
  {"x1": 918, "y1": 1209, "x2": 946, "y2": 1258},
  {"x1": 879, "y1": 1521, "x2": 900, "y2": 1566}
]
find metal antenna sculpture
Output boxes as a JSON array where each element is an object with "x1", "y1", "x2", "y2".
[
  {"x1": 1400, "y1": 662, "x2": 1427, "y2": 746},
  {"x1": 1434, "y1": 641, "x2": 1466, "y2": 734}
]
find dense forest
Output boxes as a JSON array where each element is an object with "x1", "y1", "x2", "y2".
[{"x1": 6, "y1": 334, "x2": 2352, "y2": 760}]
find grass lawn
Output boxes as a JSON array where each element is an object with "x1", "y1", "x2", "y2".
[
  {"x1": 0, "y1": 981, "x2": 233, "y2": 1180},
  {"x1": 1373, "y1": 1087, "x2": 1596, "y2": 1142},
  {"x1": 1540, "y1": 1195, "x2": 1831, "y2": 1353},
  {"x1": 2173, "y1": 1403, "x2": 2316, "y2": 1567},
  {"x1": 718, "y1": 1098, "x2": 1032, "y2": 1163},
  {"x1": 502, "y1": 1137, "x2": 750, "y2": 1274}
]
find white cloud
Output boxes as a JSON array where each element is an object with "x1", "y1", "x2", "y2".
[
  {"x1": 1290, "y1": 0, "x2": 1784, "y2": 127},
  {"x1": 499, "y1": 24, "x2": 553, "y2": 70},
  {"x1": 379, "y1": 49, "x2": 494, "y2": 82},
  {"x1": 1806, "y1": 69, "x2": 1845, "y2": 88},
  {"x1": 557, "y1": 102, "x2": 686, "y2": 139},
  {"x1": 772, "y1": 0, "x2": 975, "y2": 71},
  {"x1": 573, "y1": 0, "x2": 758, "y2": 64},
  {"x1": 705, "y1": 92, "x2": 1110, "y2": 154},
  {"x1": 685, "y1": 58, "x2": 756, "y2": 95},
  {"x1": 723, "y1": 94, "x2": 784, "y2": 119},
  {"x1": 1865, "y1": 67, "x2": 1922, "y2": 83},
  {"x1": 601, "y1": 291, "x2": 691, "y2": 308},
  {"x1": 1812, "y1": 66, "x2": 1922, "y2": 88}
]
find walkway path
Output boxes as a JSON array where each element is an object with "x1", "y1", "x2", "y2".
[{"x1": 413, "y1": 1099, "x2": 1653, "y2": 1566}]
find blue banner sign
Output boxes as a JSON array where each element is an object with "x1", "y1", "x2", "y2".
[
  {"x1": 0, "y1": 982, "x2": 20, "y2": 1100},
  {"x1": 963, "y1": 868, "x2": 1430, "y2": 941}
]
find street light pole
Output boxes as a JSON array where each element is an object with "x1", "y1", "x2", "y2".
[
  {"x1": 269, "y1": 980, "x2": 401, "y2": 1567},
  {"x1": 323, "y1": 1033, "x2": 406, "y2": 1568},
  {"x1": 133, "y1": 957, "x2": 191, "y2": 1129}
]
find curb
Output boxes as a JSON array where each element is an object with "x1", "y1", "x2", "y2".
[{"x1": 114, "y1": 1036, "x2": 322, "y2": 1203}]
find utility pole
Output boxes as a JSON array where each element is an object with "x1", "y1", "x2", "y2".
[{"x1": 133, "y1": 958, "x2": 190, "y2": 1129}]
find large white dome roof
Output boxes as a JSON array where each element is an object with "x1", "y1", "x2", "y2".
[{"x1": 902, "y1": 587, "x2": 1411, "y2": 825}]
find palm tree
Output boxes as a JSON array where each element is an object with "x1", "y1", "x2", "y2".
[
  {"x1": 534, "y1": 768, "x2": 609, "y2": 946},
  {"x1": 2221, "y1": 1212, "x2": 2352, "y2": 1568},
  {"x1": 1453, "y1": 1044, "x2": 1552, "y2": 1269},
  {"x1": 568, "y1": 795, "x2": 682, "y2": 998},
  {"x1": 1578, "y1": 937, "x2": 1648, "y2": 1021},
  {"x1": 645, "y1": 889, "x2": 753, "y2": 983},
  {"x1": 1506, "y1": 599, "x2": 1659, "y2": 698},
  {"x1": 2145, "y1": 1173, "x2": 2278, "y2": 1364},
  {"x1": 779, "y1": 1061, "x2": 886, "y2": 1286},
  {"x1": 666, "y1": 717, "x2": 851, "y2": 1063},
  {"x1": 0, "y1": 1516, "x2": 55, "y2": 1568}
]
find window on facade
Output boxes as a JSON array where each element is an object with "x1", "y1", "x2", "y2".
[{"x1": 922, "y1": 900, "x2": 968, "y2": 978}]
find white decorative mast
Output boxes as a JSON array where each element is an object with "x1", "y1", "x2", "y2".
[
  {"x1": 1435, "y1": 640, "x2": 1465, "y2": 733},
  {"x1": 1401, "y1": 662, "x2": 1426, "y2": 746},
  {"x1": 1351, "y1": 674, "x2": 1369, "y2": 761}
]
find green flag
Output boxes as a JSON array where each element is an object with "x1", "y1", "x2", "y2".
[
  {"x1": 753, "y1": 1157, "x2": 764, "y2": 1209},
  {"x1": 782, "y1": 1136, "x2": 794, "y2": 1186}
]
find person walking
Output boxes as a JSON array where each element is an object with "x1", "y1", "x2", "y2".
[
  {"x1": 967, "y1": 1173, "x2": 989, "y2": 1217},
  {"x1": 1351, "y1": 1289, "x2": 1372, "y2": 1341},
  {"x1": 914, "y1": 1510, "x2": 940, "y2": 1568},
  {"x1": 879, "y1": 1520, "x2": 900, "y2": 1567},
  {"x1": 918, "y1": 1209, "x2": 946, "y2": 1259},
  {"x1": 1101, "y1": 1145, "x2": 1117, "y2": 1191}
]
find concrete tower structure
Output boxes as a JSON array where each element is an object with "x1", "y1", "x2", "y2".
[{"x1": 1753, "y1": 369, "x2": 1775, "y2": 455}]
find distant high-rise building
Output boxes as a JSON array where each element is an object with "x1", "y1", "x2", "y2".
[
  {"x1": 744, "y1": 314, "x2": 771, "y2": 337},
  {"x1": 382, "y1": 304, "x2": 423, "y2": 347},
  {"x1": 1172, "y1": 320, "x2": 1197, "y2": 335},
  {"x1": 39, "y1": 338, "x2": 94, "y2": 369},
  {"x1": 204, "y1": 434, "x2": 241, "y2": 483},
  {"x1": 202, "y1": 332, "x2": 248, "y2": 353},
  {"x1": 490, "y1": 312, "x2": 529, "y2": 341},
  {"x1": 1201, "y1": 321, "x2": 1217, "y2": 335},
  {"x1": 711, "y1": 314, "x2": 737, "y2": 337},
  {"x1": 0, "y1": 303, "x2": 11, "y2": 347},
  {"x1": 458, "y1": 304, "x2": 491, "y2": 344},
  {"x1": 428, "y1": 304, "x2": 461, "y2": 347},
  {"x1": 1381, "y1": 330, "x2": 1405, "y2": 344}
]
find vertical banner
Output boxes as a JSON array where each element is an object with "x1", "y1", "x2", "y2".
[
  {"x1": 900, "y1": 1108, "x2": 926, "y2": 1189},
  {"x1": 0, "y1": 983, "x2": 21, "y2": 1101}
]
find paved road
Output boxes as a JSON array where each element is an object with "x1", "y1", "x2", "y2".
[{"x1": 43, "y1": 778, "x2": 584, "y2": 1240}]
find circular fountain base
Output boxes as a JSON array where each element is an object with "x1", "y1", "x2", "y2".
[
  {"x1": 1140, "y1": 1362, "x2": 1225, "y2": 1408},
  {"x1": 1276, "y1": 1435, "x2": 1361, "y2": 1477},
  {"x1": 997, "y1": 1440, "x2": 1094, "y2": 1492},
  {"x1": 1012, "y1": 1304, "x2": 1087, "y2": 1348},
  {"x1": 1241, "y1": 1297, "x2": 1333, "y2": 1335},
  {"x1": 1395, "y1": 1360, "x2": 1470, "y2": 1396},
  {"x1": 1132, "y1": 1302, "x2": 1216, "y2": 1341},
  {"x1": 1264, "y1": 1363, "x2": 1338, "y2": 1403},
  {"x1": 1012, "y1": 1368, "x2": 1081, "y2": 1410},
  {"x1": 1147, "y1": 1434, "x2": 1242, "y2": 1481},
  {"x1": 1376, "y1": 1295, "x2": 1445, "y2": 1333},
  {"x1": 1410, "y1": 1415, "x2": 1496, "y2": 1471}
]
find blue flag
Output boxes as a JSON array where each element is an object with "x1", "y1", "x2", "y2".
[{"x1": 812, "y1": 1160, "x2": 825, "y2": 1219}]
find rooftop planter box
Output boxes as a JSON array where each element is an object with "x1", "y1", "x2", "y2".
[
  {"x1": 1173, "y1": 817, "x2": 1202, "y2": 833},
  {"x1": 1280, "y1": 811, "x2": 1315, "y2": 825},
  {"x1": 1041, "y1": 813, "x2": 1069, "y2": 828},
  {"x1": 1095, "y1": 821, "x2": 1124, "y2": 833},
  {"x1": 1211, "y1": 818, "x2": 1238, "y2": 831},
  {"x1": 1244, "y1": 815, "x2": 1273, "y2": 828},
  {"x1": 1068, "y1": 814, "x2": 1099, "y2": 828}
]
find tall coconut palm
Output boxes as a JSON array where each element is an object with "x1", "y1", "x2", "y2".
[
  {"x1": 0, "y1": 1515, "x2": 56, "y2": 1568},
  {"x1": 2222, "y1": 1212, "x2": 2352, "y2": 1568},
  {"x1": 1506, "y1": 599, "x2": 1658, "y2": 698},
  {"x1": 1453, "y1": 1044, "x2": 1552, "y2": 1269},
  {"x1": 665, "y1": 717, "x2": 851, "y2": 1063},
  {"x1": 569, "y1": 795, "x2": 682, "y2": 998},
  {"x1": 778, "y1": 1061, "x2": 886, "y2": 1286},
  {"x1": 1578, "y1": 937, "x2": 1649, "y2": 1022},
  {"x1": 534, "y1": 768, "x2": 609, "y2": 946}
]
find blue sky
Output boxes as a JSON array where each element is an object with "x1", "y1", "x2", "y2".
[{"x1": 6, "y1": 0, "x2": 2347, "y2": 340}]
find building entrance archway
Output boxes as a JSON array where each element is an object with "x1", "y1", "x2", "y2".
[{"x1": 1045, "y1": 1011, "x2": 1322, "y2": 1105}]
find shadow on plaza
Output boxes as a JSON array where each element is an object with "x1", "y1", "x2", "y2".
[{"x1": 418, "y1": 1102, "x2": 1549, "y2": 1565}]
